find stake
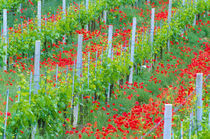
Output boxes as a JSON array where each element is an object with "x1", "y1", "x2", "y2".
[
  {"x1": 55, "y1": 64, "x2": 58, "y2": 88},
  {"x1": 85, "y1": 0, "x2": 89, "y2": 30},
  {"x1": 62, "y1": 0, "x2": 66, "y2": 44},
  {"x1": 181, "y1": 121, "x2": 183, "y2": 139},
  {"x1": 63, "y1": 0, "x2": 66, "y2": 19},
  {"x1": 108, "y1": 25, "x2": 113, "y2": 59},
  {"x1": 73, "y1": 34, "x2": 83, "y2": 127},
  {"x1": 196, "y1": 73, "x2": 203, "y2": 131},
  {"x1": 167, "y1": 0, "x2": 172, "y2": 51},
  {"x1": 100, "y1": 46, "x2": 104, "y2": 74},
  {"x1": 38, "y1": 1, "x2": 41, "y2": 32},
  {"x1": 95, "y1": 50, "x2": 98, "y2": 79},
  {"x1": 150, "y1": 8, "x2": 155, "y2": 51},
  {"x1": 71, "y1": 61, "x2": 76, "y2": 108},
  {"x1": 29, "y1": 72, "x2": 32, "y2": 104},
  {"x1": 163, "y1": 104, "x2": 172, "y2": 139},
  {"x1": 107, "y1": 25, "x2": 113, "y2": 101},
  {"x1": 129, "y1": 17, "x2": 137, "y2": 84},
  {"x1": 86, "y1": 0, "x2": 89, "y2": 30},
  {"x1": 193, "y1": 0, "x2": 197, "y2": 26},
  {"x1": 3, "y1": 89, "x2": 9, "y2": 139},
  {"x1": 88, "y1": 52, "x2": 90, "y2": 88},
  {"x1": 3, "y1": 9, "x2": 7, "y2": 71},
  {"x1": 103, "y1": 10, "x2": 107, "y2": 24},
  {"x1": 208, "y1": 112, "x2": 210, "y2": 128},
  {"x1": 34, "y1": 40, "x2": 41, "y2": 94}
]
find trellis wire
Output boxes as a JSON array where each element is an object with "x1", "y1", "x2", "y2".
[
  {"x1": 177, "y1": 74, "x2": 209, "y2": 138},
  {"x1": 0, "y1": 0, "x2": 208, "y2": 137}
]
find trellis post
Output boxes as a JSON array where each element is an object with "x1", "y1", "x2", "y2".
[
  {"x1": 167, "y1": 0, "x2": 172, "y2": 51},
  {"x1": 163, "y1": 104, "x2": 172, "y2": 139},
  {"x1": 196, "y1": 73, "x2": 203, "y2": 131},
  {"x1": 62, "y1": 0, "x2": 66, "y2": 44},
  {"x1": 103, "y1": 10, "x2": 107, "y2": 24},
  {"x1": 73, "y1": 34, "x2": 83, "y2": 127},
  {"x1": 107, "y1": 25, "x2": 113, "y2": 101},
  {"x1": 129, "y1": 17, "x2": 137, "y2": 84},
  {"x1": 38, "y1": 1, "x2": 41, "y2": 32},
  {"x1": 3, "y1": 89, "x2": 9, "y2": 139},
  {"x1": 3, "y1": 9, "x2": 8, "y2": 71},
  {"x1": 193, "y1": 0, "x2": 197, "y2": 26},
  {"x1": 85, "y1": 0, "x2": 89, "y2": 30},
  {"x1": 34, "y1": 41, "x2": 41, "y2": 94}
]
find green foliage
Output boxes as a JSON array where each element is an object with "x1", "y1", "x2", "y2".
[
  {"x1": 0, "y1": 0, "x2": 25, "y2": 10},
  {"x1": 0, "y1": 0, "x2": 209, "y2": 138}
]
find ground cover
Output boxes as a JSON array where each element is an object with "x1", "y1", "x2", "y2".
[{"x1": 0, "y1": 0, "x2": 209, "y2": 138}]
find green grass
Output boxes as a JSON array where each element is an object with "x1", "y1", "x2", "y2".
[
  {"x1": 72, "y1": 17, "x2": 209, "y2": 138},
  {"x1": 0, "y1": 1, "x2": 209, "y2": 138}
]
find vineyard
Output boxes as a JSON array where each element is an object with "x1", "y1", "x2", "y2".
[{"x1": 0, "y1": 0, "x2": 209, "y2": 138}]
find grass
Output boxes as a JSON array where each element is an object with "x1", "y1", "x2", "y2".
[
  {"x1": 0, "y1": 0, "x2": 209, "y2": 138},
  {"x1": 71, "y1": 17, "x2": 209, "y2": 138}
]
